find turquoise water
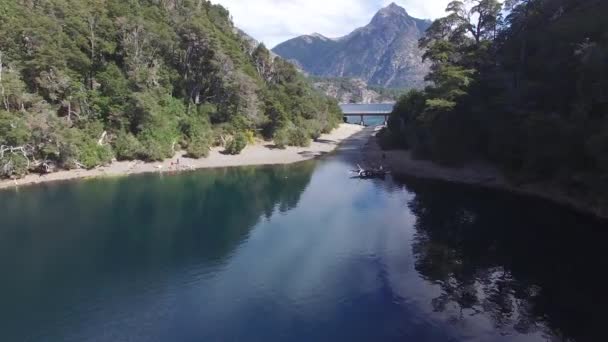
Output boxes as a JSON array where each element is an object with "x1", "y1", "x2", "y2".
[
  {"x1": 341, "y1": 103, "x2": 392, "y2": 126},
  {"x1": 340, "y1": 103, "x2": 394, "y2": 113},
  {"x1": 0, "y1": 132, "x2": 606, "y2": 341},
  {"x1": 344, "y1": 115, "x2": 385, "y2": 126}
]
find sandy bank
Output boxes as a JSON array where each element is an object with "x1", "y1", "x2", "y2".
[
  {"x1": 0, "y1": 124, "x2": 363, "y2": 191},
  {"x1": 362, "y1": 127, "x2": 608, "y2": 220}
]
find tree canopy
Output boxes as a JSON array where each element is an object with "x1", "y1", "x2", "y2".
[
  {"x1": 0, "y1": 0, "x2": 342, "y2": 178},
  {"x1": 384, "y1": 0, "x2": 608, "y2": 212}
]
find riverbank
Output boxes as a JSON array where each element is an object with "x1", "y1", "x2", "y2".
[
  {"x1": 362, "y1": 126, "x2": 608, "y2": 220},
  {"x1": 0, "y1": 124, "x2": 363, "y2": 190}
]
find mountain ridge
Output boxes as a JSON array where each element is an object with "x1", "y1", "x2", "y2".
[{"x1": 272, "y1": 3, "x2": 431, "y2": 89}]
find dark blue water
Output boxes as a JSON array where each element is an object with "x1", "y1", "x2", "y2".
[{"x1": 0, "y1": 130, "x2": 606, "y2": 341}]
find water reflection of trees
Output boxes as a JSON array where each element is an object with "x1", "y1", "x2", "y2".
[
  {"x1": 402, "y1": 178, "x2": 608, "y2": 342},
  {"x1": 1, "y1": 162, "x2": 316, "y2": 266},
  {"x1": 0, "y1": 162, "x2": 316, "y2": 337}
]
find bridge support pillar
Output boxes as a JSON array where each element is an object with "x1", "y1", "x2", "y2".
[
  {"x1": 384, "y1": 115, "x2": 388, "y2": 126},
  {"x1": 360, "y1": 115, "x2": 364, "y2": 126}
]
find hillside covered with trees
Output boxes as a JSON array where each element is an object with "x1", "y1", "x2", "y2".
[
  {"x1": 383, "y1": 0, "x2": 608, "y2": 213},
  {"x1": 0, "y1": 0, "x2": 342, "y2": 178}
]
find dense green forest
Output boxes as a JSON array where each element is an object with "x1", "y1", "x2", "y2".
[
  {"x1": 0, "y1": 0, "x2": 342, "y2": 178},
  {"x1": 383, "y1": 0, "x2": 608, "y2": 210}
]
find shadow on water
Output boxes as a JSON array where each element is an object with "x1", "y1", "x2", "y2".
[
  {"x1": 0, "y1": 162, "x2": 316, "y2": 340},
  {"x1": 2, "y1": 134, "x2": 608, "y2": 342},
  {"x1": 395, "y1": 175, "x2": 608, "y2": 342}
]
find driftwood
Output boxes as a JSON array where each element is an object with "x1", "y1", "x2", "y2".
[
  {"x1": 97, "y1": 131, "x2": 107, "y2": 145},
  {"x1": 0, "y1": 145, "x2": 33, "y2": 176},
  {"x1": 0, "y1": 145, "x2": 31, "y2": 163},
  {"x1": 65, "y1": 100, "x2": 81, "y2": 124},
  {"x1": 0, "y1": 51, "x2": 8, "y2": 111}
]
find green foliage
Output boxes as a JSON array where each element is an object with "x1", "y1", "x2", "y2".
[
  {"x1": 376, "y1": 127, "x2": 401, "y2": 150},
  {"x1": 386, "y1": 90, "x2": 430, "y2": 153},
  {"x1": 181, "y1": 105, "x2": 214, "y2": 158},
  {"x1": 0, "y1": 0, "x2": 341, "y2": 179},
  {"x1": 184, "y1": 119, "x2": 213, "y2": 158},
  {"x1": 244, "y1": 130, "x2": 256, "y2": 144},
  {"x1": 288, "y1": 128, "x2": 311, "y2": 147},
  {"x1": 386, "y1": 0, "x2": 608, "y2": 208},
  {"x1": 273, "y1": 128, "x2": 289, "y2": 149},
  {"x1": 0, "y1": 153, "x2": 29, "y2": 178},
  {"x1": 138, "y1": 129, "x2": 176, "y2": 162},
  {"x1": 113, "y1": 132, "x2": 143, "y2": 161},
  {"x1": 49, "y1": 127, "x2": 114, "y2": 169},
  {"x1": 224, "y1": 133, "x2": 248, "y2": 155},
  {"x1": 77, "y1": 141, "x2": 114, "y2": 170},
  {"x1": 272, "y1": 124, "x2": 312, "y2": 148},
  {"x1": 305, "y1": 120, "x2": 325, "y2": 140},
  {"x1": 187, "y1": 136, "x2": 212, "y2": 159},
  {"x1": 0, "y1": 111, "x2": 30, "y2": 146}
]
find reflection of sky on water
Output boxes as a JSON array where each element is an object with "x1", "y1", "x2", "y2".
[
  {"x1": 184, "y1": 160, "x2": 552, "y2": 341},
  {"x1": 1, "y1": 145, "x2": 597, "y2": 341}
]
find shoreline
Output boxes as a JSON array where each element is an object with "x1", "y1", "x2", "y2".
[
  {"x1": 361, "y1": 127, "x2": 608, "y2": 220},
  {"x1": 0, "y1": 124, "x2": 363, "y2": 191}
]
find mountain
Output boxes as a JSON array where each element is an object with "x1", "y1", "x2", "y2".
[
  {"x1": 273, "y1": 3, "x2": 431, "y2": 89},
  {"x1": 311, "y1": 78, "x2": 404, "y2": 104}
]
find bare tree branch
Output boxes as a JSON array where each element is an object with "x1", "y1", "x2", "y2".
[
  {"x1": 0, "y1": 51, "x2": 8, "y2": 111},
  {"x1": 97, "y1": 131, "x2": 107, "y2": 146}
]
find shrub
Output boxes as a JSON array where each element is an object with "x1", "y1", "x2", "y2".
[
  {"x1": 181, "y1": 115, "x2": 213, "y2": 158},
  {"x1": 0, "y1": 111, "x2": 30, "y2": 146},
  {"x1": 139, "y1": 135, "x2": 172, "y2": 161},
  {"x1": 288, "y1": 128, "x2": 311, "y2": 147},
  {"x1": 306, "y1": 120, "x2": 324, "y2": 140},
  {"x1": 138, "y1": 128, "x2": 177, "y2": 161},
  {"x1": 244, "y1": 130, "x2": 256, "y2": 144},
  {"x1": 186, "y1": 136, "x2": 212, "y2": 158},
  {"x1": 77, "y1": 141, "x2": 114, "y2": 169},
  {"x1": 0, "y1": 153, "x2": 29, "y2": 179},
  {"x1": 273, "y1": 128, "x2": 289, "y2": 149},
  {"x1": 114, "y1": 132, "x2": 143, "y2": 161},
  {"x1": 224, "y1": 132, "x2": 248, "y2": 155},
  {"x1": 50, "y1": 128, "x2": 113, "y2": 169},
  {"x1": 377, "y1": 127, "x2": 402, "y2": 150}
]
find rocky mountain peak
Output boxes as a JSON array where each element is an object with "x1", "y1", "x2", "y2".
[
  {"x1": 310, "y1": 32, "x2": 328, "y2": 39},
  {"x1": 376, "y1": 2, "x2": 409, "y2": 18},
  {"x1": 368, "y1": 3, "x2": 417, "y2": 34},
  {"x1": 272, "y1": 3, "x2": 431, "y2": 89}
]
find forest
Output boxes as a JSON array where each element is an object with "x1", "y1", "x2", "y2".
[
  {"x1": 383, "y1": 0, "x2": 608, "y2": 210},
  {"x1": 0, "y1": 0, "x2": 342, "y2": 178}
]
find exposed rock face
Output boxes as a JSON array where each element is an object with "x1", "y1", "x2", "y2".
[
  {"x1": 272, "y1": 3, "x2": 431, "y2": 89},
  {"x1": 312, "y1": 78, "x2": 396, "y2": 104}
]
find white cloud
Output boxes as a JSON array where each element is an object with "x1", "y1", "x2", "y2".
[{"x1": 211, "y1": 0, "x2": 453, "y2": 48}]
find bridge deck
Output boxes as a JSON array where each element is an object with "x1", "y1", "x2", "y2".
[
  {"x1": 339, "y1": 103, "x2": 394, "y2": 116},
  {"x1": 342, "y1": 112, "x2": 391, "y2": 116}
]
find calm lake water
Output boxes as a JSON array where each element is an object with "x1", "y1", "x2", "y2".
[{"x1": 1, "y1": 130, "x2": 607, "y2": 342}]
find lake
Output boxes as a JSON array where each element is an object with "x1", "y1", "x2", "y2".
[{"x1": 1, "y1": 132, "x2": 607, "y2": 342}]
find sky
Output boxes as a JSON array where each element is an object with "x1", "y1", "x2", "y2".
[{"x1": 210, "y1": 0, "x2": 453, "y2": 48}]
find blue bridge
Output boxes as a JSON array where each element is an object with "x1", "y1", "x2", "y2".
[{"x1": 340, "y1": 103, "x2": 394, "y2": 125}]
